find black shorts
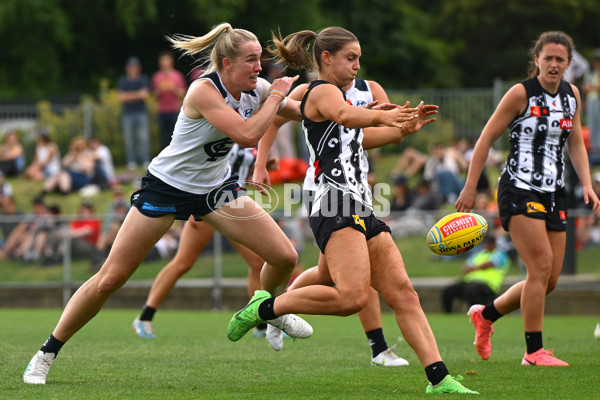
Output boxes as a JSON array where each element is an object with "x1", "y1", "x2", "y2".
[
  {"x1": 497, "y1": 183, "x2": 567, "y2": 232},
  {"x1": 130, "y1": 172, "x2": 246, "y2": 221},
  {"x1": 309, "y1": 192, "x2": 391, "y2": 253}
]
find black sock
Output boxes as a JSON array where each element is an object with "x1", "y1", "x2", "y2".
[
  {"x1": 481, "y1": 302, "x2": 503, "y2": 322},
  {"x1": 365, "y1": 328, "x2": 388, "y2": 358},
  {"x1": 40, "y1": 334, "x2": 64, "y2": 356},
  {"x1": 525, "y1": 331, "x2": 543, "y2": 354},
  {"x1": 256, "y1": 323, "x2": 268, "y2": 331},
  {"x1": 140, "y1": 305, "x2": 156, "y2": 321},
  {"x1": 425, "y1": 361, "x2": 449, "y2": 386},
  {"x1": 257, "y1": 298, "x2": 277, "y2": 321}
]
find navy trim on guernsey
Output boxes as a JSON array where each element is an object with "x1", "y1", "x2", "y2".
[
  {"x1": 353, "y1": 78, "x2": 368, "y2": 92},
  {"x1": 204, "y1": 72, "x2": 228, "y2": 98}
]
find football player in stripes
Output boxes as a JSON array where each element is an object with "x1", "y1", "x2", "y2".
[{"x1": 456, "y1": 31, "x2": 600, "y2": 366}]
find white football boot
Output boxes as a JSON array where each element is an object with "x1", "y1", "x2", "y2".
[
  {"x1": 267, "y1": 314, "x2": 312, "y2": 338},
  {"x1": 24, "y1": 350, "x2": 55, "y2": 384},
  {"x1": 371, "y1": 346, "x2": 409, "y2": 367}
]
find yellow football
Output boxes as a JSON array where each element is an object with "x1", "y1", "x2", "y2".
[{"x1": 426, "y1": 212, "x2": 488, "y2": 256}]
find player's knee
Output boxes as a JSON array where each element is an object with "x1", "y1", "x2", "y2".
[
  {"x1": 338, "y1": 289, "x2": 369, "y2": 316},
  {"x1": 546, "y1": 277, "x2": 559, "y2": 294},
  {"x1": 383, "y1": 283, "x2": 420, "y2": 311},
  {"x1": 97, "y1": 274, "x2": 127, "y2": 294}
]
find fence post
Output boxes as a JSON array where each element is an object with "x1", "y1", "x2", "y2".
[
  {"x1": 83, "y1": 101, "x2": 93, "y2": 139},
  {"x1": 62, "y1": 225, "x2": 73, "y2": 307},
  {"x1": 211, "y1": 231, "x2": 223, "y2": 310}
]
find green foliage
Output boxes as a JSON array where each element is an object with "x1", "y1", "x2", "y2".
[
  {"x1": 1, "y1": 309, "x2": 599, "y2": 399},
  {"x1": 4, "y1": 0, "x2": 600, "y2": 98}
]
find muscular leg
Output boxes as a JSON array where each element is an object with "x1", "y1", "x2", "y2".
[
  {"x1": 230, "y1": 241, "x2": 265, "y2": 298},
  {"x1": 202, "y1": 196, "x2": 297, "y2": 296},
  {"x1": 54, "y1": 208, "x2": 175, "y2": 342},
  {"x1": 272, "y1": 228, "x2": 371, "y2": 316},
  {"x1": 493, "y1": 216, "x2": 560, "y2": 331},
  {"x1": 368, "y1": 232, "x2": 442, "y2": 368}
]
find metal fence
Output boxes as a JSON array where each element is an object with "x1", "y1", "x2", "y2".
[
  {"x1": 0, "y1": 209, "x2": 594, "y2": 308},
  {"x1": 0, "y1": 82, "x2": 515, "y2": 141}
]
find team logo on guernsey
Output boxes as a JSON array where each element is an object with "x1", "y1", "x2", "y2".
[
  {"x1": 353, "y1": 214, "x2": 366, "y2": 231},
  {"x1": 204, "y1": 138, "x2": 234, "y2": 161},
  {"x1": 527, "y1": 202, "x2": 547, "y2": 213},
  {"x1": 559, "y1": 119, "x2": 573, "y2": 129},
  {"x1": 530, "y1": 106, "x2": 550, "y2": 117}
]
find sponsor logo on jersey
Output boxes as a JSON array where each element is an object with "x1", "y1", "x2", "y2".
[
  {"x1": 346, "y1": 99, "x2": 353, "y2": 105},
  {"x1": 530, "y1": 106, "x2": 550, "y2": 117},
  {"x1": 353, "y1": 214, "x2": 366, "y2": 231},
  {"x1": 559, "y1": 210, "x2": 567, "y2": 220},
  {"x1": 527, "y1": 202, "x2": 547, "y2": 213},
  {"x1": 559, "y1": 119, "x2": 573, "y2": 129},
  {"x1": 440, "y1": 215, "x2": 477, "y2": 237}
]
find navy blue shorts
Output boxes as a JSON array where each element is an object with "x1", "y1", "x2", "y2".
[
  {"x1": 309, "y1": 191, "x2": 391, "y2": 253},
  {"x1": 497, "y1": 183, "x2": 567, "y2": 232},
  {"x1": 130, "y1": 172, "x2": 246, "y2": 221}
]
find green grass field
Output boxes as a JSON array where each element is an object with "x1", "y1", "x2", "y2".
[{"x1": 1, "y1": 309, "x2": 598, "y2": 399}]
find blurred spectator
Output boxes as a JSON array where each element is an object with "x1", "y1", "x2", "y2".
[
  {"x1": 0, "y1": 195, "x2": 23, "y2": 249},
  {"x1": 0, "y1": 171, "x2": 14, "y2": 210},
  {"x1": 392, "y1": 140, "x2": 468, "y2": 205},
  {"x1": 0, "y1": 130, "x2": 25, "y2": 177},
  {"x1": 422, "y1": 143, "x2": 464, "y2": 203},
  {"x1": 564, "y1": 49, "x2": 590, "y2": 86},
  {"x1": 0, "y1": 197, "x2": 57, "y2": 263},
  {"x1": 583, "y1": 49, "x2": 600, "y2": 153},
  {"x1": 391, "y1": 147, "x2": 428, "y2": 179},
  {"x1": 389, "y1": 175, "x2": 414, "y2": 212},
  {"x1": 118, "y1": 56, "x2": 151, "y2": 170},
  {"x1": 57, "y1": 201, "x2": 101, "y2": 260},
  {"x1": 152, "y1": 50, "x2": 186, "y2": 150},
  {"x1": 43, "y1": 136, "x2": 95, "y2": 195},
  {"x1": 441, "y1": 236, "x2": 511, "y2": 313},
  {"x1": 88, "y1": 137, "x2": 116, "y2": 189},
  {"x1": 25, "y1": 130, "x2": 61, "y2": 181},
  {"x1": 408, "y1": 179, "x2": 443, "y2": 211}
]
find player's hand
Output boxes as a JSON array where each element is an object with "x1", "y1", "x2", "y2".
[
  {"x1": 270, "y1": 75, "x2": 300, "y2": 96},
  {"x1": 455, "y1": 186, "x2": 476, "y2": 213}
]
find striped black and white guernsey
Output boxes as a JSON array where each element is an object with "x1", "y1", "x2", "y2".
[
  {"x1": 148, "y1": 72, "x2": 272, "y2": 194},
  {"x1": 499, "y1": 77, "x2": 577, "y2": 193},
  {"x1": 301, "y1": 79, "x2": 372, "y2": 215},
  {"x1": 302, "y1": 78, "x2": 374, "y2": 194}
]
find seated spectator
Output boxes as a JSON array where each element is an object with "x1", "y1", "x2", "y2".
[
  {"x1": 57, "y1": 201, "x2": 102, "y2": 260},
  {"x1": 391, "y1": 147, "x2": 429, "y2": 178},
  {"x1": 0, "y1": 171, "x2": 14, "y2": 211},
  {"x1": 1, "y1": 197, "x2": 57, "y2": 262},
  {"x1": 43, "y1": 136, "x2": 95, "y2": 194},
  {"x1": 0, "y1": 130, "x2": 25, "y2": 177},
  {"x1": 441, "y1": 236, "x2": 511, "y2": 313},
  {"x1": 88, "y1": 137, "x2": 116, "y2": 189},
  {"x1": 25, "y1": 130, "x2": 61, "y2": 181},
  {"x1": 389, "y1": 175, "x2": 414, "y2": 212},
  {"x1": 0, "y1": 195, "x2": 23, "y2": 249},
  {"x1": 422, "y1": 143, "x2": 464, "y2": 203},
  {"x1": 408, "y1": 179, "x2": 443, "y2": 211}
]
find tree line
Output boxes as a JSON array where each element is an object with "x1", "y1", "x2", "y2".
[{"x1": 3, "y1": 0, "x2": 600, "y2": 99}]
